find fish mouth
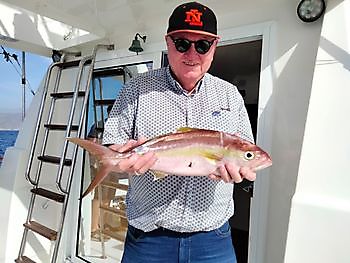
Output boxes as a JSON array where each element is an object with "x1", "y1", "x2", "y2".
[
  {"x1": 253, "y1": 157, "x2": 272, "y2": 171},
  {"x1": 254, "y1": 162, "x2": 272, "y2": 171}
]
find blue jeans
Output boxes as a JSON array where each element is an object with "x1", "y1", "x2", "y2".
[{"x1": 121, "y1": 221, "x2": 237, "y2": 263}]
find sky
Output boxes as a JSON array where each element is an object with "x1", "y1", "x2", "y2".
[{"x1": 0, "y1": 45, "x2": 51, "y2": 113}]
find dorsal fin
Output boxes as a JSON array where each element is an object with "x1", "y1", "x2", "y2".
[{"x1": 176, "y1": 127, "x2": 204, "y2": 133}]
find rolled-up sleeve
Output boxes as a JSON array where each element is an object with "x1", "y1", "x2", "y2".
[{"x1": 102, "y1": 81, "x2": 138, "y2": 145}]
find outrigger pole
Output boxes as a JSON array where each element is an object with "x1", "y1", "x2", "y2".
[{"x1": 21, "y1": 51, "x2": 26, "y2": 120}]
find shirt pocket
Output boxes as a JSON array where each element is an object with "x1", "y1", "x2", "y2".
[{"x1": 203, "y1": 108, "x2": 238, "y2": 134}]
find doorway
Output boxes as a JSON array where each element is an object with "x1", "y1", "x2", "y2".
[
  {"x1": 209, "y1": 38, "x2": 263, "y2": 263},
  {"x1": 77, "y1": 61, "x2": 154, "y2": 263}
]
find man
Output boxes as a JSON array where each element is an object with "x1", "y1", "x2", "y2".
[{"x1": 103, "y1": 2, "x2": 256, "y2": 262}]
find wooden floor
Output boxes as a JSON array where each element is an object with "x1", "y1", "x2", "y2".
[{"x1": 80, "y1": 235, "x2": 125, "y2": 262}]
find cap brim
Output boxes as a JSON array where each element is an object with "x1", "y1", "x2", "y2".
[{"x1": 166, "y1": 29, "x2": 220, "y2": 39}]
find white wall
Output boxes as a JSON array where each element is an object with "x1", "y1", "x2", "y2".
[
  {"x1": 0, "y1": 79, "x2": 45, "y2": 262},
  {"x1": 285, "y1": 1, "x2": 350, "y2": 262}
]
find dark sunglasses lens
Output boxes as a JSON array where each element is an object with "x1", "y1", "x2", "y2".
[
  {"x1": 195, "y1": 40, "x2": 211, "y2": 54},
  {"x1": 175, "y1": 39, "x2": 191, "y2": 53}
]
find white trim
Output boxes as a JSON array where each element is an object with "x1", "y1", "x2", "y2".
[
  {"x1": 217, "y1": 22, "x2": 276, "y2": 263},
  {"x1": 249, "y1": 22, "x2": 275, "y2": 263},
  {"x1": 95, "y1": 42, "x2": 165, "y2": 70}
]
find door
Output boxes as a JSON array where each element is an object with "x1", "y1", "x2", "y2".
[
  {"x1": 209, "y1": 38, "x2": 263, "y2": 263},
  {"x1": 75, "y1": 61, "x2": 153, "y2": 263}
]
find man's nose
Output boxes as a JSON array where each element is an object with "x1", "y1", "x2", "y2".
[{"x1": 185, "y1": 43, "x2": 198, "y2": 55}]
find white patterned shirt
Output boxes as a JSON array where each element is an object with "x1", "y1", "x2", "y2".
[{"x1": 103, "y1": 66, "x2": 253, "y2": 232}]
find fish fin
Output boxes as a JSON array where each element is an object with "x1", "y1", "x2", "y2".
[
  {"x1": 151, "y1": 171, "x2": 168, "y2": 180},
  {"x1": 176, "y1": 127, "x2": 203, "y2": 133},
  {"x1": 67, "y1": 137, "x2": 122, "y2": 199},
  {"x1": 81, "y1": 165, "x2": 110, "y2": 198},
  {"x1": 199, "y1": 150, "x2": 224, "y2": 163}
]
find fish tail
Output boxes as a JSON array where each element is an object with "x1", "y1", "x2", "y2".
[
  {"x1": 67, "y1": 137, "x2": 123, "y2": 199},
  {"x1": 81, "y1": 165, "x2": 111, "y2": 198},
  {"x1": 67, "y1": 137, "x2": 117, "y2": 160}
]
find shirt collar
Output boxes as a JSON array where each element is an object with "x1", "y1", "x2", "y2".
[{"x1": 166, "y1": 66, "x2": 204, "y2": 96}]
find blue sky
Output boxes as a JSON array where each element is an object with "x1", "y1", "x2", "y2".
[{"x1": 0, "y1": 45, "x2": 51, "y2": 113}]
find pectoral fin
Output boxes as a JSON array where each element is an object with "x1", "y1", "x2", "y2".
[
  {"x1": 199, "y1": 150, "x2": 224, "y2": 164},
  {"x1": 151, "y1": 170, "x2": 168, "y2": 180}
]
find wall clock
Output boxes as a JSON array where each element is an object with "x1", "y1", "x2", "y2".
[{"x1": 297, "y1": 0, "x2": 326, "y2": 23}]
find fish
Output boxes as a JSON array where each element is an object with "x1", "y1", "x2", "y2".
[{"x1": 67, "y1": 127, "x2": 272, "y2": 198}]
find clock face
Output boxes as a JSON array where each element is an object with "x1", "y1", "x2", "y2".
[{"x1": 297, "y1": 0, "x2": 326, "y2": 22}]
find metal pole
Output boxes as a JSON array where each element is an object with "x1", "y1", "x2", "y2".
[{"x1": 21, "y1": 51, "x2": 26, "y2": 120}]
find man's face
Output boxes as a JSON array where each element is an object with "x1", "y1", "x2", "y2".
[{"x1": 165, "y1": 32, "x2": 217, "y2": 90}]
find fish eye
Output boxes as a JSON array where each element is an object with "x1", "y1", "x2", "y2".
[{"x1": 244, "y1": 151, "x2": 255, "y2": 160}]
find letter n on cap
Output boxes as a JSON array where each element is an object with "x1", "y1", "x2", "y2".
[{"x1": 185, "y1": 9, "x2": 203, "y2": 26}]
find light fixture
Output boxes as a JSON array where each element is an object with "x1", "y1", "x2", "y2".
[
  {"x1": 129, "y1": 33, "x2": 147, "y2": 55},
  {"x1": 297, "y1": 0, "x2": 326, "y2": 23},
  {"x1": 52, "y1": 50, "x2": 62, "y2": 62}
]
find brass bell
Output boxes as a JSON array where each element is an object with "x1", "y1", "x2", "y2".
[{"x1": 129, "y1": 33, "x2": 146, "y2": 55}]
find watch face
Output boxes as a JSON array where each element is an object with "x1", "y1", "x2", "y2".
[{"x1": 297, "y1": 0, "x2": 326, "y2": 22}]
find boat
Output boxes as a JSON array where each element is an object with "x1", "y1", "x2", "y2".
[{"x1": 0, "y1": 0, "x2": 349, "y2": 262}]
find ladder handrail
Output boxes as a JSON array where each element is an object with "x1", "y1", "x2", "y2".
[
  {"x1": 55, "y1": 55, "x2": 93, "y2": 194},
  {"x1": 32, "y1": 63, "x2": 64, "y2": 187},
  {"x1": 56, "y1": 44, "x2": 114, "y2": 194},
  {"x1": 52, "y1": 44, "x2": 113, "y2": 263},
  {"x1": 18, "y1": 56, "x2": 68, "y2": 258},
  {"x1": 24, "y1": 58, "x2": 66, "y2": 186}
]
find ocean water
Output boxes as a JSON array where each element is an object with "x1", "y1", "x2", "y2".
[{"x1": 0, "y1": 130, "x2": 18, "y2": 164}]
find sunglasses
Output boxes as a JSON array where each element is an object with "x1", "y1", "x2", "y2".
[{"x1": 169, "y1": 36, "x2": 215, "y2": 55}]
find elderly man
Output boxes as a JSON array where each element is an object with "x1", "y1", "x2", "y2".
[{"x1": 103, "y1": 2, "x2": 256, "y2": 262}]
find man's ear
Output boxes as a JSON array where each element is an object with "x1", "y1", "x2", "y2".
[
  {"x1": 211, "y1": 39, "x2": 219, "y2": 52},
  {"x1": 213, "y1": 39, "x2": 219, "y2": 47}
]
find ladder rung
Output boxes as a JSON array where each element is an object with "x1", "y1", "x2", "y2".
[
  {"x1": 101, "y1": 181, "x2": 128, "y2": 191},
  {"x1": 38, "y1": 155, "x2": 72, "y2": 166},
  {"x1": 24, "y1": 221, "x2": 57, "y2": 241},
  {"x1": 93, "y1": 67, "x2": 124, "y2": 78},
  {"x1": 100, "y1": 204, "x2": 127, "y2": 218},
  {"x1": 44, "y1": 124, "x2": 79, "y2": 131},
  {"x1": 15, "y1": 256, "x2": 36, "y2": 263},
  {"x1": 50, "y1": 91, "x2": 85, "y2": 99},
  {"x1": 31, "y1": 188, "x2": 65, "y2": 203},
  {"x1": 95, "y1": 127, "x2": 104, "y2": 134},
  {"x1": 55, "y1": 59, "x2": 82, "y2": 69},
  {"x1": 94, "y1": 99, "x2": 115, "y2": 106},
  {"x1": 102, "y1": 228, "x2": 126, "y2": 242}
]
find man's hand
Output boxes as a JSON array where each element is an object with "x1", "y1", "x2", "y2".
[
  {"x1": 208, "y1": 163, "x2": 256, "y2": 183},
  {"x1": 109, "y1": 138, "x2": 157, "y2": 175}
]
